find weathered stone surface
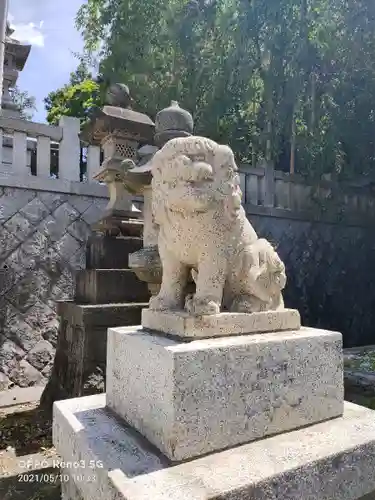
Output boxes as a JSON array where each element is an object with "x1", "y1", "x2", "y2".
[
  {"x1": 26, "y1": 340, "x2": 55, "y2": 371},
  {"x1": 40, "y1": 318, "x2": 59, "y2": 347},
  {"x1": 54, "y1": 232, "x2": 82, "y2": 260},
  {"x1": 0, "y1": 227, "x2": 19, "y2": 260},
  {"x1": 1, "y1": 296, "x2": 44, "y2": 359},
  {"x1": 0, "y1": 268, "x2": 17, "y2": 296},
  {"x1": 40, "y1": 302, "x2": 147, "y2": 408},
  {"x1": 66, "y1": 194, "x2": 94, "y2": 215},
  {"x1": 61, "y1": 470, "x2": 84, "y2": 500},
  {"x1": 3, "y1": 313, "x2": 42, "y2": 351},
  {"x1": 51, "y1": 267, "x2": 75, "y2": 300},
  {"x1": 0, "y1": 371, "x2": 13, "y2": 391},
  {"x1": 7, "y1": 269, "x2": 50, "y2": 312},
  {"x1": 38, "y1": 191, "x2": 67, "y2": 211},
  {"x1": 81, "y1": 201, "x2": 108, "y2": 225},
  {"x1": 0, "y1": 186, "x2": 107, "y2": 389},
  {"x1": 52, "y1": 202, "x2": 80, "y2": 229},
  {"x1": 5, "y1": 230, "x2": 48, "y2": 274},
  {"x1": 39, "y1": 245, "x2": 66, "y2": 275},
  {"x1": 0, "y1": 340, "x2": 25, "y2": 375},
  {"x1": 150, "y1": 136, "x2": 286, "y2": 316},
  {"x1": 76, "y1": 269, "x2": 149, "y2": 304},
  {"x1": 9, "y1": 359, "x2": 46, "y2": 387},
  {"x1": 142, "y1": 308, "x2": 301, "y2": 338},
  {"x1": 38, "y1": 214, "x2": 70, "y2": 242},
  {"x1": 107, "y1": 326, "x2": 344, "y2": 461},
  {"x1": 67, "y1": 219, "x2": 91, "y2": 244},
  {"x1": 42, "y1": 362, "x2": 53, "y2": 378},
  {"x1": 54, "y1": 397, "x2": 375, "y2": 500},
  {"x1": 20, "y1": 197, "x2": 50, "y2": 224},
  {"x1": 0, "y1": 188, "x2": 35, "y2": 222},
  {"x1": 4, "y1": 212, "x2": 35, "y2": 241},
  {"x1": 86, "y1": 235, "x2": 142, "y2": 269},
  {"x1": 69, "y1": 250, "x2": 86, "y2": 270}
]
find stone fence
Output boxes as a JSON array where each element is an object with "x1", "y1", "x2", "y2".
[
  {"x1": 0, "y1": 115, "x2": 101, "y2": 181},
  {"x1": 239, "y1": 163, "x2": 375, "y2": 225}
]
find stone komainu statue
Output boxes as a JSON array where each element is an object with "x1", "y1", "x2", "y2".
[{"x1": 150, "y1": 136, "x2": 286, "y2": 316}]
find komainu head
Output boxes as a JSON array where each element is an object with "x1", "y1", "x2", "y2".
[{"x1": 151, "y1": 136, "x2": 243, "y2": 223}]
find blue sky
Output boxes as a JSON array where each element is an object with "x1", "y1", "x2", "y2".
[{"x1": 9, "y1": 0, "x2": 85, "y2": 123}]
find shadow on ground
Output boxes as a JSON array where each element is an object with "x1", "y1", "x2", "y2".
[
  {"x1": 0, "y1": 468, "x2": 60, "y2": 500},
  {"x1": 345, "y1": 390, "x2": 375, "y2": 410},
  {"x1": 0, "y1": 405, "x2": 53, "y2": 456}
]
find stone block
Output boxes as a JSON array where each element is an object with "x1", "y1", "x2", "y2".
[
  {"x1": 4, "y1": 212, "x2": 35, "y2": 241},
  {"x1": 40, "y1": 302, "x2": 148, "y2": 407},
  {"x1": 19, "y1": 197, "x2": 50, "y2": 225},
  {"x1": 86, "y1": 234, "x2": 143, "y2": 269},
  {"x1": 26, "y1": 340, "x2": 55, "y2": 371},
  {"x1": 0, "y1": 226, "x2": 19, "y2": 260},
  {"x1": 54, "y1": 232, "x2": 82, "y2": 260},
  {"x1": 0, "y1": 340, "x2": 25, "y2": 375},
  {"x1": 9, "y1": 359, "x2": 46, "y2": 387},
  {"x1": 106, "y1": 326, "x2": 344, "y2": 461},
  {"x1": 142, "y1": 308, "x2": 301, "y2": 339},
  {"x1": 54, "y1": 396, "x2": 375, "y2": 500},
  {"x1": 75, "y1": 269, "x2": 150, "y2": 304},
  {"x1": 67, "y1": 219, "x2": 92, "y2": 244}
]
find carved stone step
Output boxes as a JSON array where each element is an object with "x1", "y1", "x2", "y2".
[
  {"x1": 86, "y1": 234, "x2": 143, "y2": 269},
  {"x1": 75, "y1": 269, "x2": 150, "y2": 304}
]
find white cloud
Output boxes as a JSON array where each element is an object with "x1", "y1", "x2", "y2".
[{"x1": 8, "y1": 13, "x2": 45, "y2": 47}]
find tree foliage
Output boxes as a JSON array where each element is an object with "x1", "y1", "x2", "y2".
[
  {"x1": 9, "y1": 86, "x2": 36, "y2": 120},
  {"x1": 44, "y1": 62, "x2": 102, "y2": 126},
  {"x1": 74, "y1": 0, "x2": 375, "y2": 178}
]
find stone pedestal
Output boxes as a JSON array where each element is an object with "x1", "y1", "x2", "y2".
[
  {"x1": 54, "y1": 396, "x2": 375, "y2": 500},
  {"x1": 41, "y1": 234, "x2": 150, "y2": 409},
  {"x1": 53, "y1": 310, "x2": 375, "y2": 499},
  {"x1": 106, "y1": 324, "x2": 343, "y2": 461},
  {"x1": 142, "y1": 308, "x2": 301, "y2": 338}
]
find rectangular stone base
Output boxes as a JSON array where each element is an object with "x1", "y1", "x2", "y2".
[
  {"x1": 42, "y1": 302, "x2": 148, "y2": 404},
  {"x1": 54, "y1": 395, "x2": 375, "y2": 500},
  {"x1": 106, "y1": 325, "x2": 343, "y2": 461},
  {"x1": 142, "y1": 308, "x2": 301, "y2": 338},
  {"x1": 76, "y1": 269, "x2": 149, "y2": 304},
  {"x1": 86, "y1": 234, "x2": 142, "y2": 269}
]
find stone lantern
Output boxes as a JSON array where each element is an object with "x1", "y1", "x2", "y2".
[
  {"x1": 1, "y1": 23, "x2": 31, "y2": 118},
  {"x1": 81, "y1": 84, "x2": 155, "y2": 236},
  {"x1": 126, "y1": 101, "x2": 194, "y2": 295}
]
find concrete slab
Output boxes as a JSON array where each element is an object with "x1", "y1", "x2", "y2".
[
  {"x1": 54, "y1": 395, "x2": 375, "y2": 500},
  {"x1": 0, "y1": 386, "x2": 45, "y2": 409}
]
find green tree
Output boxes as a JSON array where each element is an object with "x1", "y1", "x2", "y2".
[
  {"x1": 9, "y1": 86, "x2": 36, "y2": 120},
  {"x1": 44, "y1": 63, "x2": 102, "y2": 125},
  {"x1": 75, "y1": 0, "x2": 375, "y2": 179}
]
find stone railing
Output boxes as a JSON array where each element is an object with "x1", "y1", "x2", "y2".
[
  {"x1": 239, "y1": 163, "x2": 375, "y2": 222},
  {"x1": 0, "y1": 115, "x2": 101, "y2": 181}
]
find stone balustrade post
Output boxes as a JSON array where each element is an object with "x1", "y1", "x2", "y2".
[{"x1": 59, "y1": 116, "x2": 81, "y2": 182}]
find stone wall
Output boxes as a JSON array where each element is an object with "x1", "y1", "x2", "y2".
[
  {"x1": 249, "y1": 207, "x2": 375, "y2": 348},
  {"x1": 0, "y1": 177, "x2": 108, "y2": 390}
]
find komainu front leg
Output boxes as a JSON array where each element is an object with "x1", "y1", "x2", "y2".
[
  {"x1": 149, "y1": 254, "x2": 189, "y2": 311},
  {"x1": 185, "y1": 255, "x2": 227, "y2": 316}
]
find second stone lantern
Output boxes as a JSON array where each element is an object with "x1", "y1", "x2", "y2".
[
  {"x1": 125, "y1": 101, "x2": 195, "y2": 295},
  {"x1": 81, "y1": 83, "x2": 155, "y2": 237}
]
